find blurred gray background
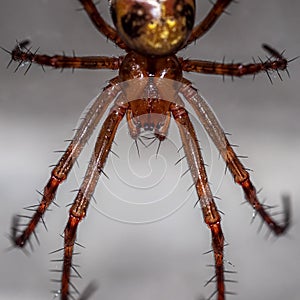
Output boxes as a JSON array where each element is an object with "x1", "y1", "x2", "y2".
[{"x1": 0, "y1": 1, "x2": 299, "y2": 300}]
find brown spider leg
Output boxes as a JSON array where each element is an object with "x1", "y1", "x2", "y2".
[
  {"x1": 170, "y1": 102, "x2": 225, "y2": 300},
  {"x1": 61, "y1": 101, "x2": 127, "y2": 300},
  {"x1": 180, "y1": 81, "x2": 290, "y2": 234},
  {"x1": 185, "y1": 0, "x2": 233, "y2": 47},
  {"x1": 181, "y1": 44, "x2": 288, "y2": 78},
  {"x1": 10, "y1": 40, "x2": 122, "y2": 71},
  {"x1": 12, "y1": 78, "x2": 121, "y2": 248},
  {"x1": 78, "y1": 0, "x2": 127, "y2": 50}
]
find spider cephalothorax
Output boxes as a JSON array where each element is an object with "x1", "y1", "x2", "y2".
[
  {"x1": 111, "y1": 0, "x2": 195, "y2": 55},
  {"x1": 7, "y1": 0, "x2": 292, "y2": 299},
  {"x1": 118, "y1": 52, "x2": 183, "y2": 140}
]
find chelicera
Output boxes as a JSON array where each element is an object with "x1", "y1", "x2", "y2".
[{"x1": 7, "y1": 0, "x2": 291, "y2": 299}]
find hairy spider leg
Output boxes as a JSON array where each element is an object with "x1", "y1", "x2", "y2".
[
  {"x1": 185, "y1": 0, "x2": 234, "y2": 46},
  {"x1": 61, "y1": 100, "x2": 127, "y2": 300},
  {"x1": 171, "y1": 101, "x2": 225, "y2": 300},
  {"x1": 181, "y1": 44, "x2": 288, "y2": 79},
  {"x1": 11, "y1": 40, "x2": 122, "y2": 71},
  {"x1": 12, "y1": 79, "x2": 121, "y2": 248},
  {"x1": 180, "y1": 82, "x2": 290, "y2": 234}
]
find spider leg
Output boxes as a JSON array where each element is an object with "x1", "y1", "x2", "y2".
[
  {"x1": 181, "y1": 44, "x2": 288, "y2": 79},
  {"x1": 180, "y1": 81, "x2": 290, "y2": 235},
  {"x1": 60, "y1": 101, "x2": 127, "y2": 300},
  {"x1": 9, "y1": 40, "x2": 122, "y2": 71},
  {"x1": 171, "y1": 101, "x2": 225, "y2": 300},
  {"x1": 78, "y1": 0, "x2": 127, "y2": 50},
  {"x1": 11, "y1": 78, "x2": 121, "y2": 249},
  {"x1": 185, "y1": 0, "x2": 233, "y2": 47}
]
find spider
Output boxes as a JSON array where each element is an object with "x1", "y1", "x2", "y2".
[{"x1": 5, "y1": 0, "x2": 292, "y2": 299}]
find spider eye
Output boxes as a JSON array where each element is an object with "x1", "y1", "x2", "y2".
[{"x1": 110, "y1": 0, "x2": 195, "y2": 56}]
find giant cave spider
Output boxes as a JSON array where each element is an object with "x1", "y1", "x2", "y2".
[{"x1": 5, "y1": 0, "x2": 292, "y2": 299}]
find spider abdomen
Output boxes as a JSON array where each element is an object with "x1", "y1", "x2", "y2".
[{"x1": 111, "y1": 0, "x2": 195, "y2": 56}]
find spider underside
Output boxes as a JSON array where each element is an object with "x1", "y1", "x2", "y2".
[{"x1": 7, "y1": 1, "x2": 291, "y2": 299}]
